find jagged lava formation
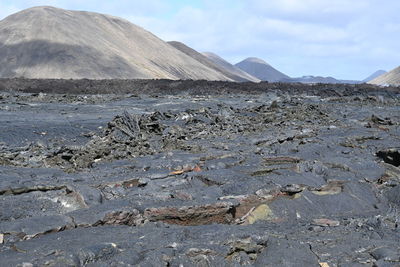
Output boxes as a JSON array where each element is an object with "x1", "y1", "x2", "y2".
[{"x1": 0, "y1": 79, "x2": 399, "y2": 266}]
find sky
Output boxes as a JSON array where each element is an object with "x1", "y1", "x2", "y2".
[{"x1": 1, "y1": 0, "x2": 399, "y2": 80}]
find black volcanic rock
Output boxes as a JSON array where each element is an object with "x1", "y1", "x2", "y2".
[{"x1": 0, "y1": 79, "x2": 399, "y2": 266}]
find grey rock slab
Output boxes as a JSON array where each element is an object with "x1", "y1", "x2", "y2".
[
  {"x1": 70, "y1": 184, "x2": 103, "y2": 207},
  {"x1": 269, "y1": 182, "x2": 382, "y2": 221},
  {"x1": 66, "y1": 200, "x2": 137, "y2": 227},
  {"x1": 370, "y1": 247, "x2": 400, "y2": 261},
  {"x1": 254, "y1": 238, "x2": 320, "y2": 266},
  {"x1": 385, "y1": 185, "x2": 400, "y2": 207},
  {"x1": 0, "y1": 214, "x2": 74, "y2": 240},
  {"x1": 0, "y1": 189, "x2": 72, "y2": 221}
]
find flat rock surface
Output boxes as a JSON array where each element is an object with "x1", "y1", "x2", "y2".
[{"x1": 0, "y1": 80, "x2": 399, "y2": 266}]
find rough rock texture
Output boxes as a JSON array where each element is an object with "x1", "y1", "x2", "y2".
[
  {"x1": 0, "y1": 6, "x2": 231, "y2": 80},
  {"x1": 0, "y1": 79, "x2": 399, "y2": 266},
  {"x1": 2, "y1": 77, "x2": 399, "y2": 95}
]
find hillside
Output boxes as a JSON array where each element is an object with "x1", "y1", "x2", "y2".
[
  {"x1": 202, "y1": 52, "x2": 260, "y2": 82},
  {"x1": 167, "y1": 41, "x2": 258, "y2": 82},
  {"x1": 0, "y1": 6, "x2": 231, "y2": 80},
  {"x1": 362, "y1": 70, "x2": 387, "y2": 83},
  {"x1": 235, "y1": 57, "x2": 290, "y2": 82},
  {"x1": 369, "y1": 66, "x2": 400, "y2": 86}
]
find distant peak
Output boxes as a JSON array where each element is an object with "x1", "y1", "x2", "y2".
[
  {"x1": 362, "y1": 69, "x2": 388, "y2": 83},
  {"x1": 371, "y1": 70, "x2": 387, "y2": 75},
  {"x1": 242, "y1": 57, "x2": 270, "y2": 66}
]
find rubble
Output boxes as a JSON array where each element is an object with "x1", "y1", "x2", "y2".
[{"x1": 0, "y1": 79, "x2": 399, "y2": 265}]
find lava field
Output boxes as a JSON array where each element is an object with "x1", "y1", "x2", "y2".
[{"x1": 0, "y1": 79, "x2": 399, "y2": 266}]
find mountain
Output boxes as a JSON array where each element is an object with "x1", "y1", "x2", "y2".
[
  {"x1": 235, "y1": 57, "x2": 290, "y2": 82},
  {"x1": 0, "y1": 6, "x2": 231, "y2": 80},
  {"x1": 167, "y1": 41, "x2": 259, "y2": 82},
  {"x1": 368, "y1": 67, "x2": 400, "y2": 86},
  {"x1": 362, "y1": 70, "x2": 387, "y2": 83},
  {"x1": 202, "y1": 52, "x2": 260, "y2": 82},
  {"x1": 281, "y1": 76, "x2": 361, "y2": 84}
]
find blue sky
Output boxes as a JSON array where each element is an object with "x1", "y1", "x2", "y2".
[{"x1": 1, "y1": 0, "x2": 399, "y2": 80}]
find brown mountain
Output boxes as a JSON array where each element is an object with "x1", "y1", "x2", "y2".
[{"x1": 0, "y1": 6, "x2": 231, "y2": 80}]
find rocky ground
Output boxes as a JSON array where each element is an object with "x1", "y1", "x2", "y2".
[{"x1": 0, "y1": 80, "x2": 399, "y2": 266}]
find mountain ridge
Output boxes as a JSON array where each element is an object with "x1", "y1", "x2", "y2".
[
  {"x1": 167, "y1": 41, "x2": 259, "y2": 82},
  {"x1": 282, "y1": 75, "x2": 360, "y2": 84},
  {"x1": 0, "y1": 6, "x2": 232, "y2": 80},
  {"x1": 362, "y1": 70, "x2": 387, "y2": 83},
  {"x1": 202, "y1": 52, "x2": 260, "y2": 82},
  {"x1": 369, "y1": 67, "x2": 400, "y2": 86},
  {"x1": 235, "y1": 57, "x2": 290, "y2": 82}
]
